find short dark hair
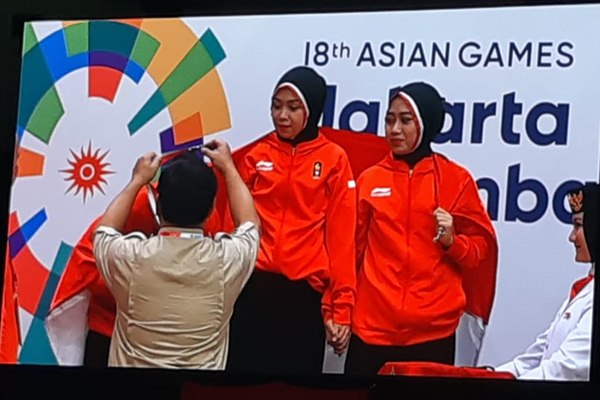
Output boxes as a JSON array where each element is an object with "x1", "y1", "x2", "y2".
[{"x1": 157, "y1": 152, "x2": 217, "y2": 227}]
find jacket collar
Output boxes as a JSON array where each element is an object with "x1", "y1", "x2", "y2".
[
  {"x1": 382, "y1": 151, "x2": 437, "y2": 173},
  {"x1": 267, "y1": 130, "x2": 327, "y2": 155}
]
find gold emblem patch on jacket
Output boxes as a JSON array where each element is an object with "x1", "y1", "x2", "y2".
[{"x1": 312, "y1": 162, "x2": 322, "y2": 179}]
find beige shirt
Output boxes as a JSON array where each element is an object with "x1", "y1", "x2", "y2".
[{"x1": 93, "y1": 221, "x2": 259, "y2": 370}]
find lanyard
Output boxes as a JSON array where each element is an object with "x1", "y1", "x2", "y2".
[{"x1": 146, "y1": 184, "x2": 161, "y2": 226}]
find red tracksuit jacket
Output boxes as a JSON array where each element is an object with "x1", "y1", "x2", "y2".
[
  {"x1": 353, "y1": 152, "x2": 498, "y2": 346},
  {"x1": 236, "y1": 131, "x2": 357, "y2": 325}
]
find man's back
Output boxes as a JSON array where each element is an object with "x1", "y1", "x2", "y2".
[{"x1": 94, "y1": 222, "x2": 258, "y2": 369}]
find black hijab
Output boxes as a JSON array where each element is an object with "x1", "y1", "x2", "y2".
[
  {"x1": 568, "y1": 182, "x2": 600, "y2": 263},
  {"x1": 388, "y1": 82, "x2": 445, "y2": 167},
  {"x1": 272, "y1": 66, "x2": 327, "y2": 146}
]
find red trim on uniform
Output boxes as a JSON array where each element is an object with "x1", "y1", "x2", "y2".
[{"x1": 570, "y1": 274, "x2": 594, "y2": 301}]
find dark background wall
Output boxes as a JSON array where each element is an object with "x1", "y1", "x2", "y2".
[{"x1": 0, "y1": 0, "x2": 598, "y2": 398}]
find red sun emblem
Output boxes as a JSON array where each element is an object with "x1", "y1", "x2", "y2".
[{"x1": 60, "y1": 142, "x2": 114, "y2": 203}]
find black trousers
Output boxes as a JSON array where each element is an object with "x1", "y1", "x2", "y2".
[
  {"x1": 344, "y1": 333, "x2": 456, "y2": 376},
  {"x1": 83, "y1": 330, "x2": 111, "y2": 367},
  {"x1": 227, "y1": 270, "x2": 325, "y2": 377}
]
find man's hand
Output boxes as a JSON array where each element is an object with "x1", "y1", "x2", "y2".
[
  {"x1": 99, "y1": 152, "x2": 160, "y2": 232},
  {"x1": 202, "y1": 140, "x2": 235, "y2": 175},
  {"x1": 132, "y1": 152, "x2": 161, "y2": 187},
  {"x1": 325, "y1": 320, "x2": 351, "y2": 355},
  {"x1": 433, "y1": 207, "x2": 454, "y2": 248},
  {"x1": 203, "y1": 139, "x2": 261, "y2": 230}
]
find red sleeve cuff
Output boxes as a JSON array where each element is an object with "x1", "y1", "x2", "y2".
[
  {"x1": 444, "y1": 234, "x2": 469, "y2": 261},
  {"x1": 321, "y1": 304, "x2": 332, "y2": 323},
  {"x1": 332, "y1": 304, "x2": 352, "y2": 325}
]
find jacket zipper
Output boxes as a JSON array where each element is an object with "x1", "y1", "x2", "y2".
[
  {"x1": 274, "y1": 146, "x2": 296, "y2": 267},
  {"x1": 401, "y1": 168, "x2": 414, "y2": 316}
]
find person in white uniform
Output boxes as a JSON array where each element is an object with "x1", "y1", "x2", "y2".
[{"x1": 495, "y1": 182, "x2": 598, "y2": 381}]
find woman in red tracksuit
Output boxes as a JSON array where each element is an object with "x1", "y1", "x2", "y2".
[
  {"x1": 227, "y1": 66, "x2": 357, "y2": 376},
  {"x1": 345, "y1": 82, "x2": 498, "y2": 376}
]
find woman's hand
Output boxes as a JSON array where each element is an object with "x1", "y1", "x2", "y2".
[
  {"x1": 433, "y1": 207, "x2": 454, "y2": 248},
  {"x1": 325, "y1": 320, "x2": 351, "y2": 355}
]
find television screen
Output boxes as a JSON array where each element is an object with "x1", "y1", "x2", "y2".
[{"x1": 1, "y1": 1, "x2": 598, "y2": 396}]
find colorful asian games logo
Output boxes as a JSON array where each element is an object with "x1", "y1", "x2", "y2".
[{"x1": 8, "y1": 18, "x2": 230, "y2": 364}]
